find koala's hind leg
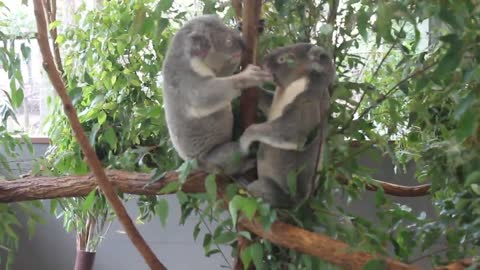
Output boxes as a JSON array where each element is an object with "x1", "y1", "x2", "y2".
[
  {"x1": 247, "y1": 178, "x2": 293, "y2": 208},
  {"x1": 198, "y1": 142, "x2": 255, "y2": 175}
]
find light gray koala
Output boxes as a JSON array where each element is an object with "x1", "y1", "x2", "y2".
[
  {"x1": 239, "y1": 43, "x2": 335, "y2": 208},
  {"x1": 162, "y1": 15, "x2": 272, "y2": 174}
]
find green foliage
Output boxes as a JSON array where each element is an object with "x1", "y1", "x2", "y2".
[
  {"x1": 186, "y1": 0, "x2": 480, "y2": 268},
  {"x1": 0, "y1": 2, "x2": 44, "y2": 269},
  {"x1": 43, "y1": 0, "x2": 183, "y2": 251}
]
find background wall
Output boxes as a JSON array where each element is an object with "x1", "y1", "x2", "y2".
[{"x1": 2, "y1": 143, "x2": 436, "y2": 270}]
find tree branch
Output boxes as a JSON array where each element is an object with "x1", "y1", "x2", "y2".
[
  {"x1": 239, "y1": 0, "x2": 263, "y2": 130},
  {"x1": 0, "y1": 170, "x2": 208, "y2": 202},
  {"x1": 240, "y1": 218, "x2": 418, "y2": 270},
  {"x1": 336, "y1": 175, "x2": 431, "y2": 197},
  {"x1": 237, "y1": 1, "x2": 263, "y2": 268},
  {"x1": 45, "y1": 0, "x2": 64, "y2": 74},
  {"x1": 32, "y1": 1, "x2": 165, "y2": 269},
  {"x1": 0, "y1": 170, "x2": 430, "y2": 203}
]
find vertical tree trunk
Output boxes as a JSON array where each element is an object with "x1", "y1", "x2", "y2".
[
  {"x1": 236, "y1": 2, "x2": 263, "y2": 269},
  {"x1": 239, "y1": 0, "x2": 263, "y2": 130},
  {"x1": 74, "y1": 250, "x2": 96, "y2": 270}
]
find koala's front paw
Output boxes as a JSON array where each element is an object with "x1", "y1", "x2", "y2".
[
  {"x1": 239, "y1": 124, "x2": 259, "y2": 154},
  {"x1": 235, "y1": 64, "x2": 272, "y2": 89},
  {"x1": 239, "y1": 135, "x2": 252, "y2": 154}
]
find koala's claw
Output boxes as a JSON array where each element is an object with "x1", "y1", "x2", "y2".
[{"x1": 236, "y1": 64, "x2": 273, "y2": 88}]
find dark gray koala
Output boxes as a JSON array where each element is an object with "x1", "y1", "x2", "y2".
[
  {"x1": 239, "y1": 43, "x2": 335, "y2": 208},
  {"x1": 162, "y1": 15, "x2": 271, "y2": 174}
]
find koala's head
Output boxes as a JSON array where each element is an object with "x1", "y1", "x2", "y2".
[
  {"x1": 263, "y1": 43, "x2": 335, "y2": 88},
  {"x1": 184, "y1": 15, "x2": 245, "y2": 75}
]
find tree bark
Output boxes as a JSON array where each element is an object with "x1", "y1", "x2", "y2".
[
  {"x1": 239, "y1": 0, "x2": 263, "y2": 130},
  {"x1": 239, "y1": 218, "x2": 418, "y2": 270},
  {"x1": 237, "y1": 1, "x2": 264, "y2": 268},
  {"x1": 0, "y1": 171, "x2": 430, "y2": 203},
  {"x1": 74, "y1": 250, "x2": 96, "y2": 270},
  {"x1": 0, "y1": 170, "x2": 208, "y2": 202}
]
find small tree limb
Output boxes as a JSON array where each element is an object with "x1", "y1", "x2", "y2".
[
  {"x1": 32, "y1": 1, "x2": 166, "y2": 269},
  {"x1": 336, "y1": 175, "x2": 431, "y2": 197},
  {"x1": 45, "y1": 0, "x2": 64, "y2": 74}
]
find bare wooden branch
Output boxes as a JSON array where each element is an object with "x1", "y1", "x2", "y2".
[
  {"x1": 336, "y1": 175, "x2": 431, "y2": 197},
  {"x1": 0, "y1": 171, "x2": 430, "y2": 203},
  {"x1": 32, "y1": 1, "x2": 165, "y2": 269},
  {"x1": 232, "y1": 0, "x2": 243, "y2": 21},
  {"x1": 45, "y1": 0, "x2": 64, "y2": 74},
  {"x1": 436, "y1": 259, "x2": 476, "y2": 270},
  {"x1": 237, "y1": 1, "x2": 264, "y2": 268},
  {"x1": 0, "y1": 170, "x2": 208, "y2": 202},
  {"x1": 239, "y1": 0, "x2": 263, "y2": 130},
  {"x1": 240, "y1": 218, "x2": 418, "y2": 270}
]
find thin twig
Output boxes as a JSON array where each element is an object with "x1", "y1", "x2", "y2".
[
  {"x1": 45, "y1": 0, "x2": 64, "y2": 74},
  {"x1": 340, "y1": 23, "x2": 406, "y2": 133},
  {"x1": 199, "y1": 214, "x2": 232, "y2": 269},
  {"x1": 32, "y1": 1, "x2": 166, "y2": 269},
  {"x1": 356, "y1": 61, "x2": 437, "y2": 121}
]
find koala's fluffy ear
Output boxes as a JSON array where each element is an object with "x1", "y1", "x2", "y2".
[
  {"x1": 307, "y1": 45, "x2": 331, "y2": 73},
  {"x1": 189, "y1": 32, "x2": 211, "y2": 58}
]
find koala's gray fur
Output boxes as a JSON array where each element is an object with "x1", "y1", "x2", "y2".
[
  {"x1": 162, "y1": 15, "x2": 271, "y2": 174},
  {"x1": 239, "y1": 43, "x2": 335, "y2": 208}
]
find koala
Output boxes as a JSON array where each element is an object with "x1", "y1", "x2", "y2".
[
  {"x1": 239, "y1": 43, "x2": 335, "y2": 208},
  {"x1": 162, "y1": 15, "x2": 272, "y2": 175}
]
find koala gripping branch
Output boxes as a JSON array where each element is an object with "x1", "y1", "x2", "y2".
[{"x1": 32, "y1": 1, "x2": 166, "y2": 269}]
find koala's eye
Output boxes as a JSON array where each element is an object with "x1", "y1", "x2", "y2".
[
  {"x1": 225, "y1": 38, "x2": 233, "y2": 47},
  {"x1": 318, "y1": 53, "x2": 330, "y2": 62},
  {"x1": 277, "y1": 55, "x2": 287, "y2": 64}
]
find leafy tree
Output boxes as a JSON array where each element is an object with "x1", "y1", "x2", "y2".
[{"x1": 42, "y1": 0, "x2": 185, "y2": 253}]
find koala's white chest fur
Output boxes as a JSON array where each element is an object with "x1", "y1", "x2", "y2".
[
  {"x1": 190, "y1": 57, "x2": 216, "y2": 77},
  {"x1": 187, "y1": 58, "x2": 233, "y2": 118},
  {"x1": 268, "y1": 77, "x2": 309, "y2": 121}
]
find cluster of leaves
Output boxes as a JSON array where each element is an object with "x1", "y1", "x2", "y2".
[
  {"x1": 42, "y1": 0, "x2": 186, "y2": 251},
  {"x1": 173, "y1": 0, "x2": 480, "y2": 269},
  {"x1": 0, "y1": 1, "x2": 43, "y2": 269}
]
